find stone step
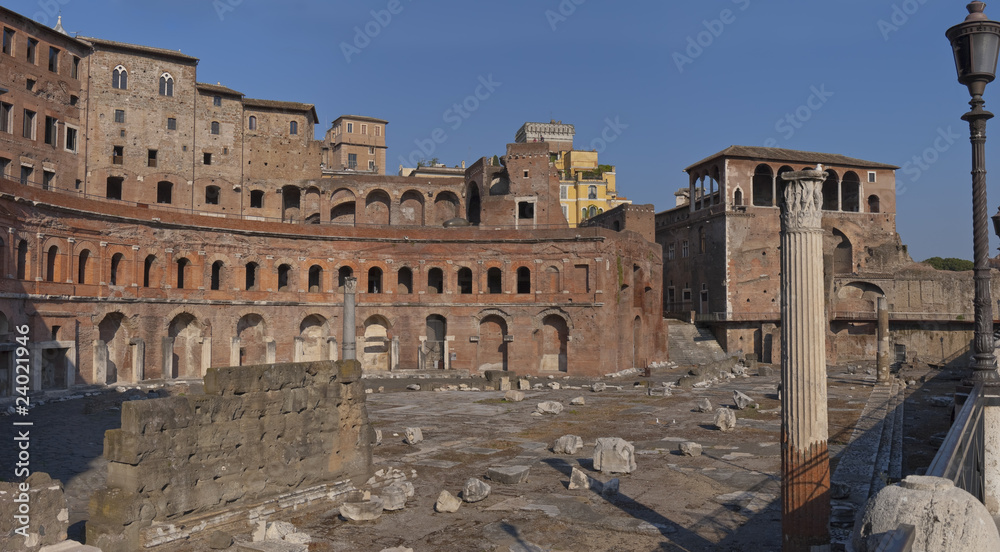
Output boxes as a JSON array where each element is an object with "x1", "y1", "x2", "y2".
[
  {"x1": 666, "y1": 320, "x2": 729, "y2": 367},
  {"x1": 38, "y1": 541, "x2": 102, "y2": 552}
]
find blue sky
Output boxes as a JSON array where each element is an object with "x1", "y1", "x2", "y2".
[{"x1": 6, "y1": 0, "x2": 994, "y2": 261}]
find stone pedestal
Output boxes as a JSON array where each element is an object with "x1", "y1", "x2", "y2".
[{"x1": 779, "y1": 166, "x2": 830, "y2": 550}]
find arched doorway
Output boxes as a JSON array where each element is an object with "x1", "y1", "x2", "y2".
[
  {"x1": 423, "y1": 315, "x2": 447, "y2": 370},
  {"x1": 466, "y1": 183, "x2": 481, "y2": 224},
  {"x1": 365, "y1": 190, "x2": 391, "y2": 225},
  {"x1": 478, "y1": 315, "x2": 508, "y2": 371},
  {"x1": 541, "y1": 315, "x2": 568, "y2": 372},
  {"x1": 400, "y1": 190, "x2": 424, "y2": 225},
  {"x1": 362, "y1": 316, "x2": 391, "y2": 371},
  {"x1": 168, "y1": 313, "x2": 203, "y2": 378},
  {"x1": 299, "y1": 314, "x2": 328, "y2": 361},
  {"x1": 833, "y1": 229, "x2": 853, "y2": 274},
  {"x1": 237, "y1": 314, "x2": 267, "y2": 366}
]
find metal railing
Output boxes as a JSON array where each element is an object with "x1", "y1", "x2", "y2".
[{"x1": 927, "y1": 382, "x2": 986, "y2": 502}]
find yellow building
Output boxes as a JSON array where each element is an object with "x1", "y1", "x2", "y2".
[{"x1": 553, "y1": 149, "x2": 630, "y2": 226}]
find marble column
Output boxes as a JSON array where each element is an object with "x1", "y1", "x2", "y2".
[
  {"x1": 877, "y1": 296, "x2": 890, "y2": 384},
  {"x1": 779, "y1": 165, "x2": 830, "y2": 551},
  {"x1": 343, "y1": 277, "x2": 357, "y2": 360}
]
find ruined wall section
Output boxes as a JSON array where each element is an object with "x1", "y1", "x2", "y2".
[
  {"x1": 192, "y1": 84, "x2": 243, "y2": 214},
  {"x1": 87, "y1": 359, "x2": 372, "y2": 552}
]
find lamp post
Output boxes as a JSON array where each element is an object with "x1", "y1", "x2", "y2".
[{"x1": 948, "y1": 1, "x2": 1000, "y2": 383}]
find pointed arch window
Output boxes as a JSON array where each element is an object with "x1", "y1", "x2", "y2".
[
  {"x1": 112, "y1": 65, "x2": 128, "y2": 90},
  {"x1": 159, "y1": 73, "x2": 174, "y2": 96}
]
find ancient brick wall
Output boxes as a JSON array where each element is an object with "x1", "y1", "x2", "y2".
[
  {"x1": 86, "y1": 359, "x2": 372, "y2": 552},
  {"x1": 0, "y1": 472, "x2": 69, "y2": 551}
]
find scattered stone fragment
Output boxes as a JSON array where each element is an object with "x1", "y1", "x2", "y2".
[
  {"x1": 547, "y1": 382, "x2": 561, "y2": 390},
  {"x1": 696, "y1": 398, "x2": 713, "y2": 413},
  {"x1": 285, "y1": 532, "x2": 313, "y2": 545},
  {"x1": 532, "y1": 383, "x2": 545, "y2": 390},
  {"x1": 593, "y1": 437, "x2": 637, "y2": 474},
  {"x1": 208, "y1": 530, "x2": 233, "y2": 549},
  {"x1": 732, "y1": 363, "x2": 747, "y2": 376},
  {"x1": 374, "y1": 429, "x2": 382, "y2": 446},
  {"x1": 462, "y1": 478, "x2": 492, "y2": 503},
  {"x1": 504, "y1": 390, "x2": 524, "y2": 402},
  {"x1": 679, "y1": 442, "x2": 703, "y2": 457},
  {"x1": 733, "y1": 391, "x2": 757, "y2": 410},
  {"x1": 759, "y1": 366, "x2": 775, "y2": 377},
  {"x1": 591, "y1": 382, "x2": 607, "y2": 393},
  {"x1": 264, "y1": 521, "x2": 296, "y2": 541},
  {"x1": 365, "y1": 388, "x2": 374, "y2": 394},
  {"x1": 486, "y1": 465, "x2": 531, "y2": 484},
  {"x1": 647, "y1": 387, "x2": 670, "y2": 397},
  {"x1": 552, "y1": 434, "x2": 584, "y2": 454},
  {"x1": 404, "y1": 427, "x2": 423, "y2": 445},
  {"x1": 569, "y1": 467, "x2": 599, "y2": 490},
  {"x1": 435, "y1": 490, "x2": 462, "y2": 513},
  {"x1": 536, "y1": 401, "x2": 564, "y2": 415},
  {"x1": 406, "y1": 384, "x2": 420, "y2": 391},
  {"x1": 382, "y1": 485, "x2": 408, "y2": 511},
  {"x1": 715, "y1": 408, "x2": 737, "y2": 432},
  {"x1": 341, "y1": 498, "x2": 385, "y2": 521},
  {"x1": 518, "y1": 378, "x2": 531, "y2": 390},
  {"x1": 570, "y1": 396, "x2": 585, "y2": 405},
  {"x1": 499, "y1": 377, "x2": 511, "y2": 391}
]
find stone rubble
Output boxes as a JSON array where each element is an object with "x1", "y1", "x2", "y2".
[
  {"x1": 404, "y1": 427, "x2": 423, "y2": 445},
  {"x1": 679, "y1": 442, "x2": 703, "y2": 456},
  {"x1": 593, "y1": 437, "x2": 637, "y2": 474},
  {"x1": 462, "y1": 478, "x2": 492, "y2": 503},
  {"x1": 591, "y1": 382, "x2": 607, "y2": 393},
  {"x1": 552, "y1": 435, "x2": 584, "y2": 455},
  {"x1": 733, "y1": 390, "x2": 757, "y2": 410},
  {"x1": 715, "y1": 408, "x2": 737, "y2": 432},
  {"x1": 381, "y1": 485, "x2": 408, "y2": 511},
  {"x1": 434, "y1": 490, "x2": 462, "y2": 513},
  {"x1": 504, "y1": 390, "x2": 525, "y2": 402},
  {"x1": 340, "y1": 498, "x2": 385, "y2": 521},
  {"x1": 696, "y1": 398, "x2": 714, "y2": 413},
  {"x1": 569, "y1": 396, "x2": 585, "y2": 405},
  {"x1": 536, "y1": 401, "x2": 564, "y2": 415}
]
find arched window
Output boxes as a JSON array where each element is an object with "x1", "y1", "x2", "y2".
[
  {"x1": 290, "y1": 121, "x2": 298, "y2": 135},
  {"x1": 516, "y1": 267, "x2": 531, "y2": 294},
  {"x1": 427, "y1": 267, "x2": 443, "y2": 294},
  {"x1": 581, "y1": 208, "x2": 589, "y2": 220},
  {"x1": 278, "y1": 264, "x2": 291, "y2": 290},
  {"x1": 487, "y1": 267, "x2": 502, "y2": 294},
  {"x1": 211, "y1": 121, "x2": 220, "y2": 135},
  {"x1": 458, "y1": 267, "x2": 473, "y2": 294},
  {"x1": 211, "y1": 261, "x2": 223, "y2": 290},
  {"x1": 733, "y1": 188, "x2": 743, "y2": 206},
  {"x1": 16, "y1": 240, "x2": 28, "y2": 280},
  {"x1": 143, "y1": 255, "x2": 156, "y2": 287},
  {"x1": 176, "y1": 258, "x2": 189, "y2": 289},
  {"x1": 78, "y1": 249, "x2": 90, "y2": 284},
  {"x1": 368, "y1": 267, "x2": 383, "y2": 294},
  {"x1": 823, "y1": 170, "x2": 840, "y2": 211},
  {"x1": 308, "y1": 265, "x2": 323, "y2": 293},
  {"x1": 245, "y1": 262, "x2": 258, "y2": 290},
  {"x1": 205, "y1": 185, "x2": 220, "y2": 205},
  {"x1": 248, "y1": 115, "x2": 257, "y2": 131},
  {"x1": 158, "y1": 73, "x2": 173, "y2": 96},
  {"x1": 752, "y1": 164, "x2": 773, "y2": 207},
  {"x1": 868, "y1": 194, "x2": 880, "y2": 213},
  {"x1": 589, "y1": 206, "x2": 597, "y2": 218},
  {"x1": 45, "y1": 245, "x2": 58, "y2": 282},
  {"x1": 842, "y1": 172, "x2": 861, "y2": 212},
  {"x1": 157, "y1": 181, "x2": 172, "y2": 204},
  {"x1": 338, "y1": 266, "x2": 353, "y2": 288},
  {"x1": 397, "y1": 267, "x2": 413, "y2": 294},
  {"x1": 250, "y1": 190, "x2": 264, "y2": 208},
  {"x1": 112, "y1": 65, "x2": 127, "y2": 89},
  {"x1": 110, "y1": 253, "x2": 123, "y2": 286}
]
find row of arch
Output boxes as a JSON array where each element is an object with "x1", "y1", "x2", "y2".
[
  {"x1": 747, "y1": 165, "x2": 880, "y2": 213},
  {"x1": 281, "y1": 185, "x2": 462, "y2": 226}
]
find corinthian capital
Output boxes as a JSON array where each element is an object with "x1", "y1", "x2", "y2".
[{"x1": 780, "y1": 165, "x2": 826, "y2": 231}]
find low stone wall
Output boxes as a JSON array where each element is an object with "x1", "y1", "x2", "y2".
[
  {"x1": 0, "y1": 472, "x2": 69, "y2": 551},
  {"x1": 87, "y1": 360, "x2": 373, "y2": 552}
]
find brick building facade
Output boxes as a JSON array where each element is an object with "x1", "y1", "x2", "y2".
[{"x1": 0, "y1": 7, "x2": 667, "y2": 395}]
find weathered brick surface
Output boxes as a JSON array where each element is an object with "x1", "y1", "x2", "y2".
[
  {"x1": 87, "y1": 359, "x2": 372, "y2": 552},
  {"x1": 0, "y1": 472, "x2": 69, "y2": 551}
]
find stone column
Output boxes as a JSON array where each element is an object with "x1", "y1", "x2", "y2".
[
  {"x1": 265, "y1": 339, "x2": 276, "y2": 364},
  {"x1": 877, "y1": 296, "x2": 890, "y2": 384},
  {"x1": 779, "y1": 166, "x2": 830, "y2": 551},
  {"x1": 93, "y1": 340, "x2": 108, "y2": 386},
  {"x1": 199, "y1": 337, "x2": 212, "y2": 376},
  {"x1": 230, "y1": 337, "x2": 240, "y2": 366},
  {"x1": 326, "y1": 336, "x2": 338, "y2": 361},
  {"x1": 161, "y1": 337, "x2": 174, "y2": 379},
  {"x1": 129, "y1": 338, "x2": 144, "y2": 382},
  {"x1": 343, "y1": 276, "x2": 357, "y2": 360}
]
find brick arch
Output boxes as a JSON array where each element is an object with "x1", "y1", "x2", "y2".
[
  {"x1": 473, "y1": 308, "x2": 513, "y2": 327},
  {"x1": 230, "y1": 309, "x2": 269, "y2": 337},
  {"x1": 163, "y1": 306, "x2": 210, "y2": 334},
  {"x1": 532, "y1": 307, "x2": 574, "y2": 332},
  {"x1": 272, "y1": 256, "x2": 298, "y2": 290},
  {"x1": 361, "y1": 311, "x2": 394, "y2": 330}
]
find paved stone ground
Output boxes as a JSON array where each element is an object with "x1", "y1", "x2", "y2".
[{"x1": 0, "y1": 362, "x2": 958, "y2": 552}]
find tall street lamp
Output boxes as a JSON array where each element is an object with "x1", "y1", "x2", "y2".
[{"x1": 947, "y1": 1, "x2": 1000, "y2": 383}]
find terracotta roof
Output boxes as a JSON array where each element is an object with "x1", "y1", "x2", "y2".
[
  {"x1": 332, "y1": 115, "x2": 389, "y2": 125},
  {"x1": 196, "y1": 82, "x2": 243, "y2": 97},
  {"x1": 79, "y1": 37, "x2": 199, "y2": 63},
  {"x1": 244, "y1": 98, "x2": 319, "y2": 123},
  {"x1": 685, "y1": 145, "x2": 899, "y2": 171}
]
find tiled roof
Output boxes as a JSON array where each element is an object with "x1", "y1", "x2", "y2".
[
  {"x1": 685, "y1": 145, "x2": 899, "y2": 171},
  {"x1": 244, "y1": 98, "x2": 319, "y2": 123},
  {"x1": 196, "y1": 82, "x2": 243, "y2": 96},
  {"x1": 79, "y1": 37, "x2": 199, "y2": 62}
]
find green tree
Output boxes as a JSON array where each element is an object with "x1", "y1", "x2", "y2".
[{"x1": 923, "y1": 257, "x2": 974, "y2": 271}]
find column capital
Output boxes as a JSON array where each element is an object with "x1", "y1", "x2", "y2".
[{"x1": 780, "y1": 166, "x2": 826, "y2": 232}]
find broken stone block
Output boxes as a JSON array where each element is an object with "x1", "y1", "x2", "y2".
[
  {"x1": 679, "y1": 442, "x2": 702, "y2": 457},
  {"x1": 264, "y1": 521, "x2": 296, "y2": 541},
  {"x1": 519, "y1": 378, "x2": 531, "y2": 390},
  {"x1": 696, "y1": 398, "x2": 713, "y2": 413},
  {"x1": 570, "y1": 396, "x2": 585, "y2": 405},
  {"x1": 593, "y1": 437, "x2": 637, "y2": 474},
  {"x1": 569, "y1": 467, "x2": 599, "y2": 490},
  {"x1": 547, "y1": 382, "x2": 561, "y2": 390},
  {"x1": 340, "y1": 498, "x2": 384, "y2": 521},
  {"x1": 381, "y1": 485, "x2": 407, "y2": 511},
  {"x1": 758, "y1": 366, "x2": 775, "y2": 377},
  {"x1": 462, "y1": 478, "x2": 491, "y2": 503},
  {"x1": 504, "y1": 390, "x2": 524, "y2": 402},
  {"x1": 552, "y1": 434, "x2": 584, "y2": 455},
  {"x1": 499, "y1": 377, "x2": 511, "y2": 391},
  {"x1": 715, "y1": 408, "x2": 737, "y2": 432},
  {"x1": 733, "y1": 391, "x2": 756, "y2": 410},
  {"x1": 536, "y1": 401, "x2": 564, "y2": 415},
  {"x1": 406, "y1": 384, "x2": 420, "y2": 391},
  {"x1": 208, "y1": 530, "x2": 234, "y2": 549},
  {"x1": 647, "y1": 387, "x2": 670, "y2": 397},
  {"x1": 591, "y1": 382, "x2": 607, "y2": 393},
  {"x1": 486, "y1": 465, "x2": 531, "y2": 484},
  {"x1": 732, "y1": 363, "x2": 747, "y2": 376},
  {"x1": 389, "y1": 480, "x2": 415, "y2": 498},
  {"x1": 374, "y1": 428, "x2": 383, "y2": 446},
  {"x1": 404, "y1": 427, "x2": 423, "y2": 445},
  {"x1": 435, "y1": 490, "x2": 462, "y2": 513}
]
